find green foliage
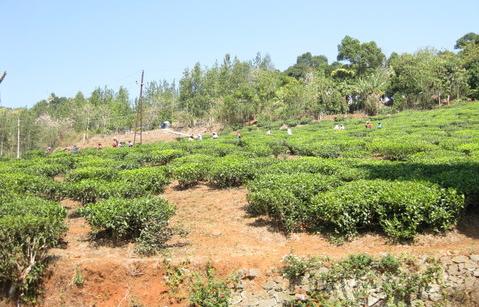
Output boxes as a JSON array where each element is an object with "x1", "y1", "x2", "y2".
[
  {"x1": 247, "y1": 173, "x2": 341, "y2": 232},
  {"x1": 65, "y1": 166, "x2": 118, "y2": 182},
  {"x1": 311, "y1": 180, "x2": 464, "y2": 240},
  {"x1": 118, "y1": 167, "x2": 170, "y2": 193},
  {"x1": 282, "y1": 254, "x2": 323, "y2": 281},
  {"x1": 0, "y1": 172, "x2": 64, "y2": 200},
  {"x1": 189, "y1": 264, "x2": 231, "y2": 307},
  {"x1": 0, "y1": 196, "x2": 66, "y2": 301},
  {"x1": 368, "y1": 139, "x2": 433, "y2": 160},
  {"x1": 285, "y1": 254, "x2": 443, "y2": 306},
  {"x1": 80, "y1": 196, "x2": 175, "y2": 250},
  {"x1": 207, "y1": 155, "x2": 259, "y2": 188}
]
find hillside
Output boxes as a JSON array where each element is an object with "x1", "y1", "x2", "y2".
[{"x1": 1, "y1": 102, "x2": 478, "y2": 306}]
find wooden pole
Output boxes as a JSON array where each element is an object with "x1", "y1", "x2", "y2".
[
  {"x1": 16, "y1": 117, "x2": 20, "y2": 159},
  {"x1": 139, "y1": 70, "x2": 144, "y2": 144},
  {"x1": 133, "y1": 70, "x2": 144, "y2": 145}
]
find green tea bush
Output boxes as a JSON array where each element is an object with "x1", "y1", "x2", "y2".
[
  {"x1": 311, "y1": 180, "x2": 464, "y2": 240},
  {"x1": 67, "y1": 179, "x2": 113, "y2": 204},
  {"x1": 148, "y1": 149, "x2": 184, "y2": 165},
  {"x1": 0, "y1": 196, "x2": 66, "y2": 301},
  {"x1": 171, "y1": 162, "x2": 210, "y2": 188},
  {"x1": 118, "y1": 167, "x2": 170, "y2": 193},
  {"x1": 207, "y1": 155, "x2": 264, "y2": 188},
  {"x1": 247, "y1": 173, "x2": 342, "y2": 232},
  {"x1": 0, "y1": 173, "x2": 64, "y2": 200},
  {"x1": 65, "y1": 166, "x2": 118, "y2": 182},
  {"x1": 80, "y1": 196, "x2": 175, "y2": 250},
  {"x1": 24, "y1": 161, "x2": 69, "y2": 177},
  {"x1": 368, "y1": 139, "x2": 434, "y2": 161}
]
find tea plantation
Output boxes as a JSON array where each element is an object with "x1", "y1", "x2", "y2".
[{"x1": 1, "y1": 102, "x2": 478, "y2": 301}]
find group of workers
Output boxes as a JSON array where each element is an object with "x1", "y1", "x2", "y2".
[
  {"x1": 188, "y1": 131, "x2": 219, "y2": 141},
  {"x1": 365, "y1": 121, "x2": 383, "y2": 129},
  {"x1": 47, "y1": 119, "x2": 384, "y2": 154},
  {"x1": 110, "y1": 138, "x2": 133, "y2": 148}
]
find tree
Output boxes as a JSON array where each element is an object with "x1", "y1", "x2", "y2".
[
  {"x1": 351, "y1": 68, "x2": 390, "y2": 114},
  {"x1": 388, "y1": 49, "x2": 446, "y2": 108},
  {"x1": 337, "y1": 36, "x2": 385, "y2": 76},
  {"x1": 285, "y1": 52, "x2": 328, "y2": 79},
  {"x1": 456, "y1": 34, "x2": 479, "y2": 99},
  {"x1": 455, "y1": 32, "x2": 479, "y2": 49}
]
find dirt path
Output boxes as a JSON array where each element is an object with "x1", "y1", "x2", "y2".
[{"x1": 40, "y1": 185, "x2": 479, "y2": 306}]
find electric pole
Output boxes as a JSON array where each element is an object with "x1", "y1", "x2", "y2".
[
  {"x1": 16, "y1": 117, "x2": 20, "y2": 159},
  {"x1": 133, "y1": 70, "x2": 144, "y2": 145}
]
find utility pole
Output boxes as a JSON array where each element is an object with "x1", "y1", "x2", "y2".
[
  {"x1": 133, "y1": 70, "x2": 144, "y2": 145},
  {"x1": 16, "y1": 117, "x2": 20, "y2": 159},
  {"x1": 139, "y1": 70, "x2": 144, "y2": 144}
]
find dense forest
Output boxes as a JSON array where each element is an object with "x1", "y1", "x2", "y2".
[{"x1": 1, "y1": 33, "x2": 478, "y2": 157}]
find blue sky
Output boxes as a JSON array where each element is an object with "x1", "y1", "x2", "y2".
[{"x1": 1, "y1": 0, "x2": 478, "y2": 108}]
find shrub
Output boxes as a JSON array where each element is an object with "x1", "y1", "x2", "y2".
[
  {"x1": 247, "y1": 173, "x2": 342, "y2": 232},
  {"x1": 80, "y1": 196, "x2": 175, "y2": 248},
  {"x1": 118, "y1": 167, "x2": 170, "y2": 193},
  {"x1": 67, "y1": 179, "x2": 113, "y2": 204},
  {"x1": 24, "y1": 161, "x2": 69, "y2": 177},
  {"x1": 0, "y1": 196, "x2": 66, "y2": 301},
  {"x1": 171, "y1": 162, "x2": 210, "y2": 188},
  {"x1": 207, "y1": 155, "x2": 258, "y2": 188},
  {"x1": 0, "y1": 173, "x2": 64, "y2": 201},
  {"x1": 311, "y1": 180, "x2": 464, "y2": 240},
  {"x1": 189, "y1": 264, "x2": 231, "y2": 307},
  {"x1": 65, "y1": 166, "x2": 118, "y2": 182},
  {"x1": 368, "y1": 139, "x2": 434, "y2": 161},
  {"x1": 149, "y1": 149, "x2": 184, "y2": 165}
]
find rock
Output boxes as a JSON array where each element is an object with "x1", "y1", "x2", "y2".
[
  {"x1": 367, "y1": 293, "x2": 384, "y2": 306},
  {"x1": 273, "y1": 292, "x2": 294, "y2": 303},
  {"x1": 474, "y1": 269, "x2": 479, "y2": 277},
  {"x1": 346, "y1": 279, "x2": 358, "y2": 288},
  {"x1": 470, "y1": 255, "x2": 479, "y2": 262},
  {"x1": 448, "y1": 264, "x2": 460, "y2": 275},
  {"x1": 464, "y1": 261, "x2": 477, "y2": 271},
  {"x1": 240, "y1": 268, "x2": 260, "y2": 280},
  {"x1": 429, "y1": 292, "x2": 442, "y2": 302},
  {"x1": 257, "y1": 298, "x2": 277, "y2": 307},
  {"x1": 465, "y1": 277, "x2": 476, "y2": 289},
  {"x1": 230, "y1": 295, "x2": 242, "y2": 305},
  {"x1": 428, "y1": 284, "x2": 440, "y2": 293},
  {"x1": 241, "y1": 292, "x2": 259, "y2": 306},
  {"x1": 263, "y1": 280, "x2": 277, "y2": 291},
  {"x1": 211, "y1": 230, "x2": 222, "y2": 237},
  {"x1": 440, "y1": 256, "x2": 453, "y2": 266},
  {"x1": 472, "y1": 280, "x2": 479, "y2": 305},
  {"x1": 452, "y1": 255, "x2": 469, "y2": 263}
]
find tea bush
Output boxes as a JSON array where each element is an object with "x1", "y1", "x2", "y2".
[
  {"x1": 80, "y1": 196, "x2": 175, "y2": 249},
  {"x1": 65, "y1": 166, "x2": 118, "y2": 182},
  {"x1": 118, "y1": 167, "x2": 170, "y2": 193},
  {"x1": 311, "y1": 180, "x2": 464, "y2": 240},
  {"x1": 247, "y1": 173, "x2": 342, "y2": 232},
  {"x1": 0, "y1": 196, "x2": 66, "y2": 301},
  {"x1": 0, "y1": 173, "x2": 64, "y2": 201}
]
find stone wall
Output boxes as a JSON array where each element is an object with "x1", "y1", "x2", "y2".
[{"x1": 230, "y1": 253, "x2": 479, "y2": 307}]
